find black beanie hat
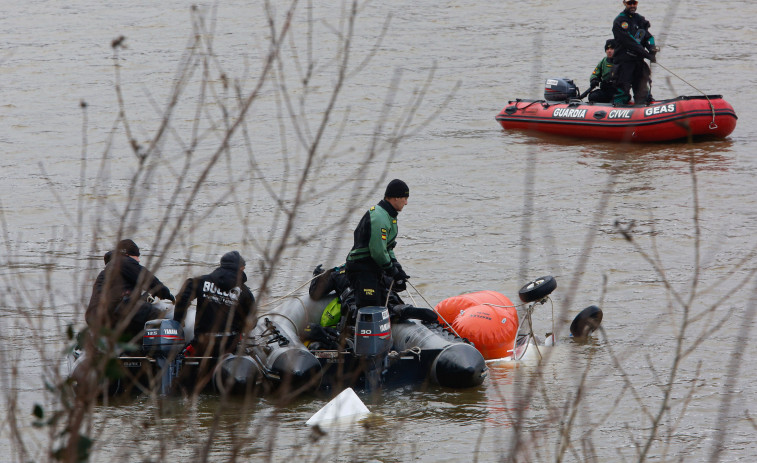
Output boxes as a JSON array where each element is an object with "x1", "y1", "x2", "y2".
[
  {"x1": 605, "y1": 39, "x2": 617, "y2": 50},
  {"x1": 384, "y1": 179, "x2": 409, "y2": 198},
  {"x1": 116, "y1": 239, "x2": 140, "y2": 257},
  {"x1": 220, "y1": 251, "x2": 246, "y2": 271}
]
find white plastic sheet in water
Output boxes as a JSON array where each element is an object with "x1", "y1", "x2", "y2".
[{"x1": 306, "y1": 388, "x2": 370, "y2": 426}]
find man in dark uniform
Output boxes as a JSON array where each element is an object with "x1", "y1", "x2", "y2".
[
  {"x1": 611, "y1": 0, "x2": 658, "y2": 105},
  {"x1": 346, "y1": 179, "x2": 411, "y2": 311},
  {"x1": 173, "y1": 251, "x2": 255, "y2": 356},
  {"x1": 86, "y1": 239, "x2": 175, "y2": 341},
  {"x1": 588, "y1": 39, "x2": 617, "y2": 103}
]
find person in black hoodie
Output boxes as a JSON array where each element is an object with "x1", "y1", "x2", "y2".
[
  {"x1": 86, "y1": 239, "x2": 175, "y2": 341},
  {"x1": 173, "y1": 251, "x2": 255, "y2": 356}
]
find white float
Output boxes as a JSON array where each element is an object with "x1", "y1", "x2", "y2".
[{"x1": 306, "y1": 387, "x2": 370, "y2": 426}]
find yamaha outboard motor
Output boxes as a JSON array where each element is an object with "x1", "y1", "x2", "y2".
[
  {"x1": 354, "y1": 306, "x2": 392, "y2": 390},
  {"x1": 143, "y1": 319, "x2": 185, "y2": 395},
  {"x1": 544, "y1": 78, "x2": 579, "y2": 101}
]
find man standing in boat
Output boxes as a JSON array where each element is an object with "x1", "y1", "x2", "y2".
[
  {"x1": 346, "y1": 179, "x2": 411, "y2": 312},
  {"x1": 588, "y1": 39, "x2": 617, "y2": 103},
  {"x1": 172, "y1": 251, "x2": 255, "y2": 356},
  {"x1": 611, "y1": 0, "x2": 658, "y2": 105}
]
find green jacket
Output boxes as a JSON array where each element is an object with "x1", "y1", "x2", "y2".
[
  {"x1": 591, "y1": 56, "x2": 614, "y2": 84},
  {"x1": 346, "y1": 199, "x2": 398, "y2": 270}
]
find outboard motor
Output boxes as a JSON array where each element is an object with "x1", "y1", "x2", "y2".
[
  {"x1": 544, "y1": 78, "x2": 579, "y2": 101},
  {"x1": 354, "y1": 306, "x2": 392, "y2": 390},
  {"x1": 143, "y1": 319, "x2": 185, "y2": 395}
]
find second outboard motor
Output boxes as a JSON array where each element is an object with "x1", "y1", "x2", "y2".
[
  {"x1": 143, "y1": 319, "x2": 185, "y2": 395},
  {"x1": 544, "y1": 78, "x2": 579, "y2": 101},
  {"x1": 354, "y1": 306, "x2": 392, "y2": 390},
  {"x1": 354, "y1": 306, "x2": 392, "y2": 356}
]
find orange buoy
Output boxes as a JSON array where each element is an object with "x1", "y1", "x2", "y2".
[
  {"x1": 434, "y1": 290, "x2": 515, "y2": 326},
  {"x1": 451, "y1": 303, "x2": 519, "y2": 360}
]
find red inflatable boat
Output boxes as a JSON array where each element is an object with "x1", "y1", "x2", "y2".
[{"x1": 495, "y1": 79, "x2": 737, "y2": 143}]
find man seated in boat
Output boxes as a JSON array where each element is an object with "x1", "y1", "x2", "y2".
[
  {"x1": 86, "y1": 239, "x2": 175, "y2": 343},
  {"x1": 172, "y1": 251, "x2": 255, "y2": 357},
  {"x1": 588, "y1": 39, "x2": 617, "y2": 103}
]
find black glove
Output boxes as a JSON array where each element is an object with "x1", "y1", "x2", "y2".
[
  {"x1": 391, "y1": 261, "x2": 409, "y2": 281},
  {"x1": 645, "y1": 50, "x2": 656, "y2": 63},
  {"x1": 312, "y1": 264, "x2": 324, "y2": 276},
  {"x1": 590, "y1": 79, "x2": 599, "y2": 89},
  {"x1": 392, "y1": 279, "x2": 407, "y2": 292}
]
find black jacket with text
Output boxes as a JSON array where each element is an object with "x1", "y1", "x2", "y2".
[{"x1": 173, "y1": 267, "x2": 255, "y2": 335}]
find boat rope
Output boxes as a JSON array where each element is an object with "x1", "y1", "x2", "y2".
[
  {"x1": 525, "y1": 303, "x2": 538, "y2": 359},
  {"x1": 521, "y1": 100, "x2": 544, "y2": 110},
  {"x1": 406, "y1": 289, "x2": 419, "y2": 307},
  {"x1": 385, "y1": 279, "x2": 395, "y2": 307},
  {"x1": 254, "y1": 312, "x2": 301, "y2": 336},
  {"x1": 482, "y1": 301, "x2": 530, "y2": 309},
  {"x1": 656, "y1": 61, "x2": 718, "y2": 129},
  {"x1": 513, "y1": 297, "x2": 555, "y2": 362},
  {"x1": 386, "y1": 346, "x2": 422, "y2": 361},
  {"x1": 256, "y1": 274, "x2": 320, "y2": 310},
  {"x1": 551, "y1": 298, "x2": 555, "y2": 344},
  {"x1": 401, "y1": 346, "x2": 422, "y2": 357},
  {"x1": 407, "y1": 280, "x2": 466, "y2": 340}
]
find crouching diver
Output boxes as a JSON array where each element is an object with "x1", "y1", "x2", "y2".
[
  {"x1": 86, "y1": 239, "x2": 175, "y2": 343},
  {"x1": 305, "y1": 261, "x2": 437, "y2": 350},
  {"x1": 173, "y1": 251, "x2": 255, "y2": 357}
]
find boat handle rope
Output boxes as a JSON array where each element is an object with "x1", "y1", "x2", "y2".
[
  {"x1": 400, "y1": 346, "x2": 422, "y2": 357},
  {"x1": 481, "y1": 301, "x2": 532, "y2": 310},
  {"x1": 655, "y1": 61, "x2": 717, "y2": 130},
  {"x1": 520, "y1": 100, "x2": 543, "y2": 110},
  {"x1": 245, "y1": 318, "x2": 291, "y2": 347},
  {"x1": 254, "y1": 312, "x2": 302, "y2": 338}
]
